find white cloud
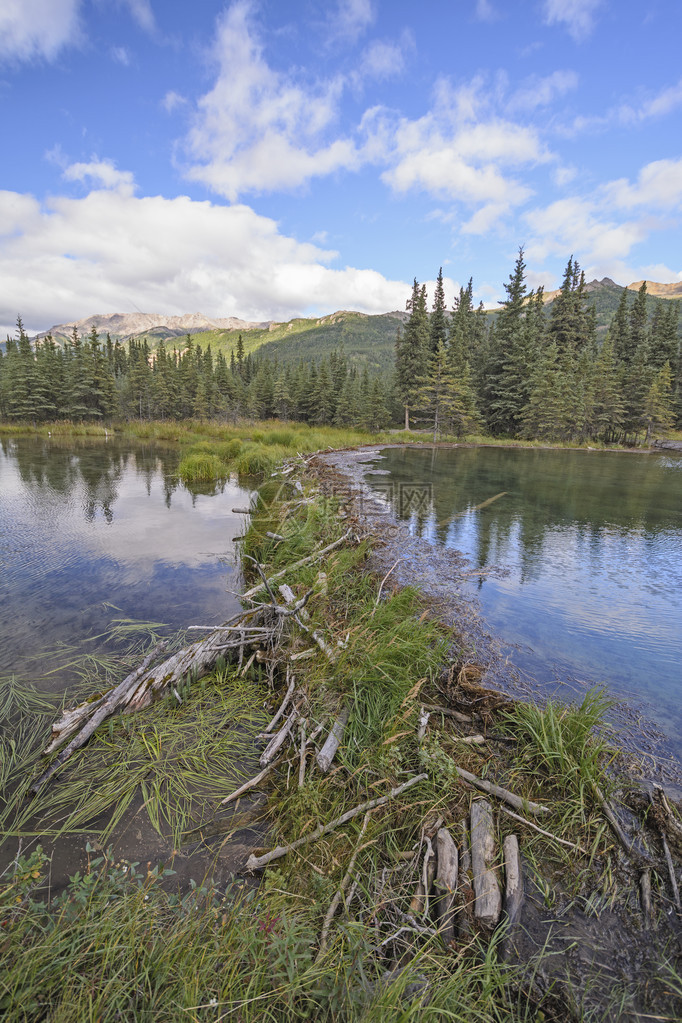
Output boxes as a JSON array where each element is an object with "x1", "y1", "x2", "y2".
[
  {"x1": 163, "y1": 90, "x2": 188, "y2": 113},
  {"x1": 120, "y1": 0, "x2": 155, "y2": 33},
  {"x1": 356, "y1": 37, "x2": 407, "y2": 82},
  {"x1": 0, "y1": 175, "x2": 409, "y2": 336},
  {"x1": 1, "y1": 0, "x2": 82, "y2": 62},
  {"x1": 542, "y1": 0, "x2": 603, "y2": 41},
  {"x1": 619, "y1": 78, "x2": 682, "y2": 124},
  {"x1": 184, "y1": 1, "x2": 360, "y2": 199},
  {"x1": 602, "y1": 158, "x2": 682, "y2": 211},
  {"x1": 331, "y1": 0, "x2": 375, "y2": 42},
  {"x1": 508, "y1": 70, "x2": 578, "y2": 112},
  {"x1": 63, "y1": 159, "x2": 136, "y2": 195},
  {"x1": 111, "y1": 45, "x2": 130, "y2": 65}
]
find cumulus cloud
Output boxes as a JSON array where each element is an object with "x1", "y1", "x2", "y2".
[
  {"x1": 379, "y1": 78, "x2": 550, "y2": 229},
  {"x1": 184, "y1": 1, "x2": 359, "y2": 199},
  {"x1": 1, "y1": 0, "x2": 82, "y2": 62},
  {"x1": 355, "y1": 37, "x2": 408, "y2": 82},
  {"x1": 523, "y1": 157, "x2": 682, "y2": 281},
  {"x1": 542, "y1": 0, "x2": 604, "y2": 41},
  {"x1": 0, "y1": 175, "x2": 409, "y2": 336},
  {"x1": 63, "y1": 159, "x2": 136, "y2": 194},
  {"x1": 110, "y1": 45, "x2": 130, "y2": 65},
  {"x1": 120, "y1": 0, "x2": 155, "y2": 33}
]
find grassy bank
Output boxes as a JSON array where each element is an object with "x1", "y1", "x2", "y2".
[{"x1": 2, "y1": 450, "x2": 681, "y2": 1021}]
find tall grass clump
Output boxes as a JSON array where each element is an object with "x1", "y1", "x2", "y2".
[
  {"x1": 503, "y1": 688, "x2": 615, "y2": 835},
  {"x1": 177, "y1": 451, "x2": 229, "y2": 483}
]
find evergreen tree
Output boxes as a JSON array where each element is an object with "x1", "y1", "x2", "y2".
[
  {"x1": 413, "y1": 339, "x2": 480, "y2": 440},
  {"x1": 429, "y1": 267, "x2": 447, "y2": 354},
  {"x1": 395, "y1": 279, "x2": 428, "y2": 429},
  {"x1": 642, "y1": 362, "x2": 675, "y2": 444}
]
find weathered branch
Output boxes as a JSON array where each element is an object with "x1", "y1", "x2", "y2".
[
  {"x1": 453, "y1": 763, "x2": 549, "y2": 816},
  {"x1": 317, "y1": 811, "x2": 372, "y2": 955},
  {"x1": 220, "y1": 759, "x2": 282, "y2": 805},
  {"x1": 260, "y1": 708, "x2": 298, "y2": 768},
  {"x1": 241, "y1": 531, "x2": 353, "y2": 600},
  {"x1": 499, "y1": 806, "x2": 589, "y2": 855},
  {"x1": 502, "y1": 834, "x2": 524, "y2": 927},
  {"x1": 246, "y1": 773, "x2": 428, "y2": 871}
]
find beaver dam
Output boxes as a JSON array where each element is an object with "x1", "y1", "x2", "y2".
[{"x1": 1, "y1": 443, "x2": 682, "y2": 1021}]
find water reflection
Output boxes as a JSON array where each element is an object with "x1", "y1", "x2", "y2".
[
  {"x1": 0, "y1": 438, "x2": 254, "y2": 688},
  {"x1": 368, "y1": 446, "x2": 682, "y2": 755}
]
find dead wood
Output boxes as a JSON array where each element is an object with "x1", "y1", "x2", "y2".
[
  {"x1": 317, "y1": 811, "x2": 372, "y2": 955},
  {"x1": 316, "y1": 705, "x2": 351, "y2": 773},
  {"x1": 32, "y1": 640, "x2": 168, "y2": 792},
  {"x1": 661, "y1": 832, "x2": 681, "y2": 914},
  {"x1": 470, "y1": 799, "x2": 502, "y2": 929},
  {"x1": 264, "y1": 674, "x2": 296, "y2": 734},
  {"x1": 434, "y1": 827, "x2": 459, "y2": 946},
  {"x1": 502, "y1": 834, "x2": 524, "y2": 927},
  {"x1": 421, "y1": 705, "x2": 473, "y2": 724},
  {"x1": 499, "y1": 806, "x2": 589, "y2": 855},
  {"x1": 220, "y1": 759, "x2": 282, "y2": 805},
  {"x1": 298, "y1": 719, "x2": 308, "y2": 788},
  {"x1": 246, "y1": 773, "x2": 428, "y2": 871},
  {"x1": 259, "y1": 708, "x2": 298, "y2": 768},
  {"x1": 448, "y1": 762, "x2": 549, "y2": 816},
  {"x1": 241, "y1": 530, "x2": 353, "y2": 600}
]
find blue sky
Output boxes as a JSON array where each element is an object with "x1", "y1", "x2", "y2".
[{"x1": 1, "y1": 0, "x2": 681, "y2": 336}]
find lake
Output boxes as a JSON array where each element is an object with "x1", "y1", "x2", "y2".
[
  {"x1": 365, "y1": 445, "x2": 682, "y2": 760},
  {"x1": 0, "y1": 436, "x2": 254, "y2": 691}
]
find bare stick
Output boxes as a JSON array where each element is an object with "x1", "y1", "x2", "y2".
[
  {"x1": 246, "y1": 773, "x2": 428, "y2": 871},
  {"x1": 316, "y1": 705, "x2": 351, "y2": 773},
  {"x1": 434, "y1": 827, "x2": 459, "y2": 946},
  {"x1": 370, "y1": 558, "x2": 401, "y2": 618},
  {"x1": 260, "y1": 708, "x2": 297, "y2": 768},
  {"x1": 317, "y1": 811, "x2": 372, "y2": 955},
  {"x1": 661, "y1": 832, "x2": 681, "y2": 914},
  {"x1": 422, "y1": 836, "x2": 435, "y2": 919},
  {"x1": 289, "y1": 648, "x2": 316, "y2": 662},
  {"x1": 241, "y1": 530, "x2": 353, "y2": 600},
  {"x1": 502, "y1": 834, "x2": 524, "y2": 927},
  {"x1": 593, "y1": 784, "x2": 651, "y2": 863},
  {"x1": 640, "y1": 868, "x2": 653, "y2": 928},
  {"x1": 452, "y1": 763, "x2": 549, "y2": 816},
  {"x1": 220, "y1": 759, "x2": 282, "y2": 805},
  {"x1": 422, "y1": 705, "x2": 473, "y2": 725},
  {"x1": 499, "y1": 806, "x2": 589, "y2": 855},
  {"x1": 32, "y1": 640, "x2": 168, "y2": 792},
  {"x1": 264, "y1": 674, "x2": 296, "y2": 734},
  {"x1": 298, "y1": 719, "x2": 308, "y2": 788}
]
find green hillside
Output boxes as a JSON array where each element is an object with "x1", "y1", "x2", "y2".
[{"x1": 146, "y1": 310, "x2": 406, "y2": 372}]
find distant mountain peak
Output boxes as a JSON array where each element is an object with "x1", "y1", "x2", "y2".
[{"x1": 35, "y1": 310, "x2": 272, "y2": 341}]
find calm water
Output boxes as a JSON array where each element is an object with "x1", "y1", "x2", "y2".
[
  {"x1": 367, "y1": 445, "x2": 682, "y2": 756},
  {"x1": 0, "y1": 437, "x2": 254, "y2": 689}
]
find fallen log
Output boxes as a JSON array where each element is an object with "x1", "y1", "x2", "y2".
[
  {"x1": 470, "y1": 799, "x2": 502, "y2": 930},
  {"x1": 32, "y1": 640, "x2": 168, "y2": 792},
  {"x1": 246, "y1": 773, "x2": 428, "y2": 871},
  {"x1": 263, "y1": 674, "x2": 296, "y2": 734}
]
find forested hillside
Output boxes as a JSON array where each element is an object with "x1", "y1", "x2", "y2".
[{"x1": 1, "y1": 251, "x2": 680, "y2": 443}]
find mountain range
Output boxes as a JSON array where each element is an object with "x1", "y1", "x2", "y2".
[{"x1": 14, "y1": 276, "x2": 680, "y2": 372}]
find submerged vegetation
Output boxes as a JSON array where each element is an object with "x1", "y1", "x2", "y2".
[{"x1": 2, "y1": 455, "x2": 681, "y2": 1021}]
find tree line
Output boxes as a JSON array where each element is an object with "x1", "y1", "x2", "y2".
[
  {"x1": 396, "y1": 252, "x2": 681, "y2": 444},
  {"x1": 2, "y1": 249, "x2": 680, "y2": 443}
]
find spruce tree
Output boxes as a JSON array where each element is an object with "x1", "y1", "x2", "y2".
[
  {"x1": 429, "y1": 267, "x2": 448, "y2": 354},
  {"x1": 395, "y1": 279, "x2": 428, "y2": 429}
]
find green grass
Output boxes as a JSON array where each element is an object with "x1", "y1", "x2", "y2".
[{"x1": 177, "y1": 451, "x2": 230, "y2": 483}]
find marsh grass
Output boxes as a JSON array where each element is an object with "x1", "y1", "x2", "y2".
[
  {"x1": 0, "y1": 843, "x2": 547, "y2": 1022},
  {"x1": 177, "y1": 451, "x2": 229, "y2": 483},
  {"x1": 1, "y1": 667, "x2": 268, "y2": 850}
]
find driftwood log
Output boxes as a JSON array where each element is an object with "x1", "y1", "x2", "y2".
[
  {"x1": 470, "y1": 799, "x2": 502, "y2": 929},
  {"x1": 316, "y1": 705, "x2": 351, "y2": 773},
  {"x1": 502, "y1": 834, "x2": 524, "y2": 927}
]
